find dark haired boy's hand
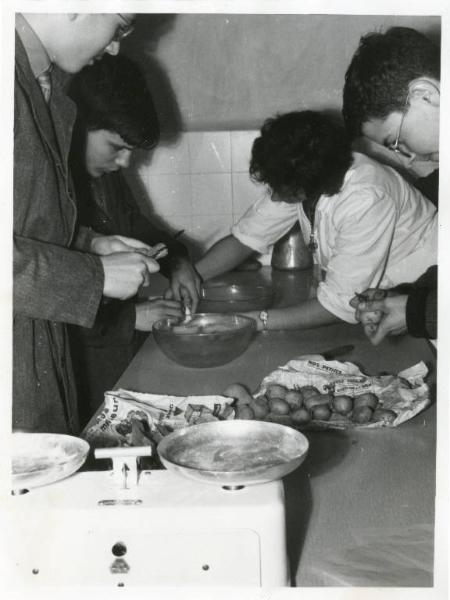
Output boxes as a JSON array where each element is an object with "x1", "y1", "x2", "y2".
[{"x1": 165, "y1": 260, "x2": 202, "y2": 312}]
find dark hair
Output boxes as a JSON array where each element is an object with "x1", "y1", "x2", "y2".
[
  {"x1": 249, "y1": 111, "x2": 353, "y2": 201},
  {"x1": 343, "y1": 27, "x2": 440, "y2": 139},
  {"x1": 68, "y1": 54, "x2": 160, "y2": 149}
]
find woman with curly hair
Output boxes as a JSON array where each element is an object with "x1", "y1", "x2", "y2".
[{"x1": 195, "y1": 110, "x2": 437, "y2": 332}]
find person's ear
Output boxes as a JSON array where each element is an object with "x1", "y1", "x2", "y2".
[{"x1": 408, "y1": 78, "x2": 440, "y2": 107}]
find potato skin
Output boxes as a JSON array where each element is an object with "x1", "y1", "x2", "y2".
[
  {"x1": 291, "y1": 407, "x2": 311, "y2": 425},
  {"x1": 269, "y1": 398, "x2": 290, "y2": 415},
  {"x1": 312, "y1": 405, "x2": 332, "y2": 421},
  {"x1": 332, "y1": 395, "x2": 353, "y2": 415},
  {"x1": 222, "y1": 383, "x2": 253, "y2": 406},
  {"x1": 236, "y1": 405, "x2": 255, "y2": 420},
  {"x1": 266, "y1": 384, "x2": 288, "y2": 400},
  {"x1": 354, "y1": 392, "x2": 379, "y2": 410},
  {"x1": 372, "y1": 408, "x2": 397, "y2": 424},
  {"x1": 352, "y1": 405, "x2": 373, "y2": 423},
  {"x1": 304, "y1": 393, "x2": 332, "y2": 411},
  {"x1": 300, "y1": 386, "x2": 320, "y2": 400},
  {"x1": 285, "y1": 389, "x2": 303, "y2": 410},
  {"x1": 250, "y1": 397, "x2": 270, "y2": 419}
]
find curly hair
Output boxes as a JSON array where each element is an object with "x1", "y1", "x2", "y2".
[
  {"x1": 343, "y1": 27, "x2": 440, "y2": 139},
  {"x1": 249, "y1": 111, "x2": 353, "y2": 202},
  {"x1": 68, "y1": 54, "x2": 160, "y2": 150}
]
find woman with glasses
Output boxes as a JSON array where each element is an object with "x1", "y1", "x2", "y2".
[{"x1": 343, "y1": 27, "x2": 439, "y2": 345}]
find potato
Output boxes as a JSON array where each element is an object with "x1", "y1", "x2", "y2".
[
  {"x1": 331, "y1": 395, "x2": 353, "y2": 415},
  {"x1": 222, "y1": 383, "x2": 253, "y2": 406},
  {"x1": 304, "y1": 393, "x2": 332, "y2": 411},
  {"x1": 269, "y1": 398, "x2": 290, "y2": 415},
  {"x1": 265, "y1": 413, "x2": 293, "y2": 426},
  {"x1": 291, "y1": 408, "x2": 311, "y2": 425},
  {"x1": 372, "y1": 408, "x2": 397, "y2": 424},
  {"x1": 249, "y1": 397, "x2": 270, "y2": 419},
  {"x1": 284, "y1": 389, "x2": 303, "y2": 410},
  {"x1": 299, "y1": 386, "x2": 320, "y2": 400},
  {"x1": 312, "y1": 405, "x2": 332, "y2": 421},
  {"x1": 354, "y1": 392, "x2": 379, "y2": 410},
  {"x1": 352, "y1": 405, "x2": 373, "y2": 424},
  {"x1": 235, "y1": 405, "x2": 255, "y2": 420},
  {"x1": 266, "y1": 384, "x2": 288, "y2": 400}
]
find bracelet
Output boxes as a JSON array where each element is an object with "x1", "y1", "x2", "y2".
[{"x1": 259, "y1": 310, "x2": 269, "y2": 332}]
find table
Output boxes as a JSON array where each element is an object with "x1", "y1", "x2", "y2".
[{"x1": 114, "y1": 268, "x2": 437, "y2": 587}]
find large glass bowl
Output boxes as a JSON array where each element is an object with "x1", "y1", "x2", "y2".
[
  {"x1": 198, "y1": 283, "x2": 275, "y2": 313},
  {"x1": 152, "y1": 313, "x2": 256, "y2": 368}
]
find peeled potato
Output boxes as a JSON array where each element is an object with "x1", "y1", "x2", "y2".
[
  {"x1": 352, "y1": 405, "x2": 373, "y2": 424},
  {"x1": 284, "y1": 389, "x2": 303, "y2": 410},
  {"x1": 236, "y1": 405, "x2": 255, "y2": 420},
  {"x1": 312, "y1": 405, "x2": 332, "y2": 421},
  {"x1": 222, "y1": 383, "x2": 253, "y2": 406},
  {"x1": 269, "y1": 398, "x2": 290, "y2": 415},
  {"x1": 372, "y1": 408, "x2": 397, "y2": 424},
  {"x1": 354, "y1": 392, "x2": 379, "y2": 410},
  {"x1": 304, "y1": 393, "x2": 332, "y2": 411},
  {"x1": 332, "y1": 395, "x2": 353, "y2": 415},
  {"x1": 266, "y1": 384, "x2": 288, "y2": 400},
  {"x1": 291, "y1": 407, "x2": 311, "y2": 425}
]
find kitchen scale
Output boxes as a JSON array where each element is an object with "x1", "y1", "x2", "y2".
[{"x1": 7, "y1": 431, "x2": 298, "y2": 588}]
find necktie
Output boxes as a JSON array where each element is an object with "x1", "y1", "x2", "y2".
[{"x1": 36, "y1": 67, "x2": 52, "y2": 103}]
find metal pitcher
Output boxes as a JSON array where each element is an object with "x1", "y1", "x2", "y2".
[{"x1": 271, "y1": 222, "x2": 312, "y2": 271}]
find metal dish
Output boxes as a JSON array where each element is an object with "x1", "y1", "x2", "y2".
[
  {"x1": 198, "y1": 283, "x2": 275, "y2": 313},
  {"x1": 11, "y1": 433, "x2": 90, "y2": 491},
  {"x1": 157, "y1": 420, "x2": 309, "y2": 487},
  {"x1": 152, "y1": 313, "x2": 256, "y2": 368}
]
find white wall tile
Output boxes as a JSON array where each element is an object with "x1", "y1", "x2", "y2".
[
  {"x1": 231, "y1": 172, "x2": 265, "y2": 218},
  {"x1": 145, "y1": 137, "x2": 190, "y2": 174},
  {"x1": 146, "y1": 174, "x2": 192, "y2": 216},
  {"x1": 188, "y1": 131, "x2": 231, "y2": 174},
  {"x1": 191, "y1": 215, "x2": 234, "y2": 252},
  {"x1": 231, "y1": 130, "x2": 259, "y2": 172},
  {"x1": 191, "y1": 173, "x2": 232, "y2": 216}
]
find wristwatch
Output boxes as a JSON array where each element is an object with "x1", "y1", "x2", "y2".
[{"x1": 259, "y1": 310, "x2": 269, "y2": 332}]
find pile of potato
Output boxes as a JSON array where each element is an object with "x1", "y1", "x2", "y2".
[{"x1": 222, "y1": 382, "x2": 397, "y2": 427}]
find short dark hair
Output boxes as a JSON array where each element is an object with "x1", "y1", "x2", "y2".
[
  {"x1": 343, "y1": 27, "x2": 440, "y2": 139},
  {"x1": 68, "y1": 54, "x2": 160, "y2": 149},
  {"x1": 249, "y1": 111, "x2": 353, "y2": 201}
]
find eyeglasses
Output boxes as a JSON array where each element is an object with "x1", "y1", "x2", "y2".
[
  {"x1": 112, "y1": 14, "x2": 135, "y2": 42},
  {"x1": 388, "y1": 93, "x2": 413, "y2": 159}
]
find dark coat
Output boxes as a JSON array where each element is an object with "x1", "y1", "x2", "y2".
[
  {"x1": 13, "y1": 34, "x2": 104, "y2": 433},
  {"x1": 69, "y1": 169, "x2": 188, "y2": 425}
]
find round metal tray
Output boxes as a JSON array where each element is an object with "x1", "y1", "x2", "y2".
[
  {"x1": 157, "y1": 420, "x2": 309, "y2": 487},
  {"x1": 11, "y1": 433, "x2": 90, "y2": 491}
]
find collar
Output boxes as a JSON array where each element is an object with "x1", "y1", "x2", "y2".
[{"x1": 15, "y1": 13, "x2": 51, "y2": 78}]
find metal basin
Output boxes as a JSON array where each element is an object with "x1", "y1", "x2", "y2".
[
  {"x1": 157, "y1": 420, "x2": 309, "y2": 487},
  {"x1": 198, "y1": 283, "x2": 275, "y2": 313},
  {"x1": 11, "y1": 433, "x2": 90, "y2": 491},
  {"x1": 152, "y1": 313, "x2": 256, "y2": 368}
]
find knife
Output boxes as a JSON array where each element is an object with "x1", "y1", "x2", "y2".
[{"x1": 320, "y1": 344, "x2": 354, "y2": 360}]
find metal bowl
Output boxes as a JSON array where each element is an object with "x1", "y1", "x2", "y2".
[
  {"x1": 198, "y1": 283, "x2": 275, "y2": 313},
  {"x1": 11, "y1": 433, "x2": 90, "y2": 491},
  {"x1": 157, "y1": 420, "x2": 309, "y2": 487},
  {"x1": 152, "y1": 313, "x2": 256, "y2": 368}
]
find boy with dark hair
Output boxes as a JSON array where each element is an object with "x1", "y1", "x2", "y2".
[
  {"x1": 68, "y1": 54, "x2": 201, "y2": 421},
  {"x1": 343, "y1": 27, "x2": 439, "y2": 344},
  {"x1": 195, "y1": 111, "x2": 437, "y2": 332}
]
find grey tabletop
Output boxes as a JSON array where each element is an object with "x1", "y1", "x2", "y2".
[{"x1": 115, "y1": 268, "x2": 437, "y2": 587}]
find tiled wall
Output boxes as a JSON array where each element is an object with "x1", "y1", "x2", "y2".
[{"x1": 128, "y1": 130, "x2": 267, "y2": 261}]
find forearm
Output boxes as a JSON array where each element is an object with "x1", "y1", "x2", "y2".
[
  {"x1": 195, "y1": 235, "x2": 254, "y2": 281},
  {"x1": 246, "y1": 298, "x2": 340, "y2": 331}
]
